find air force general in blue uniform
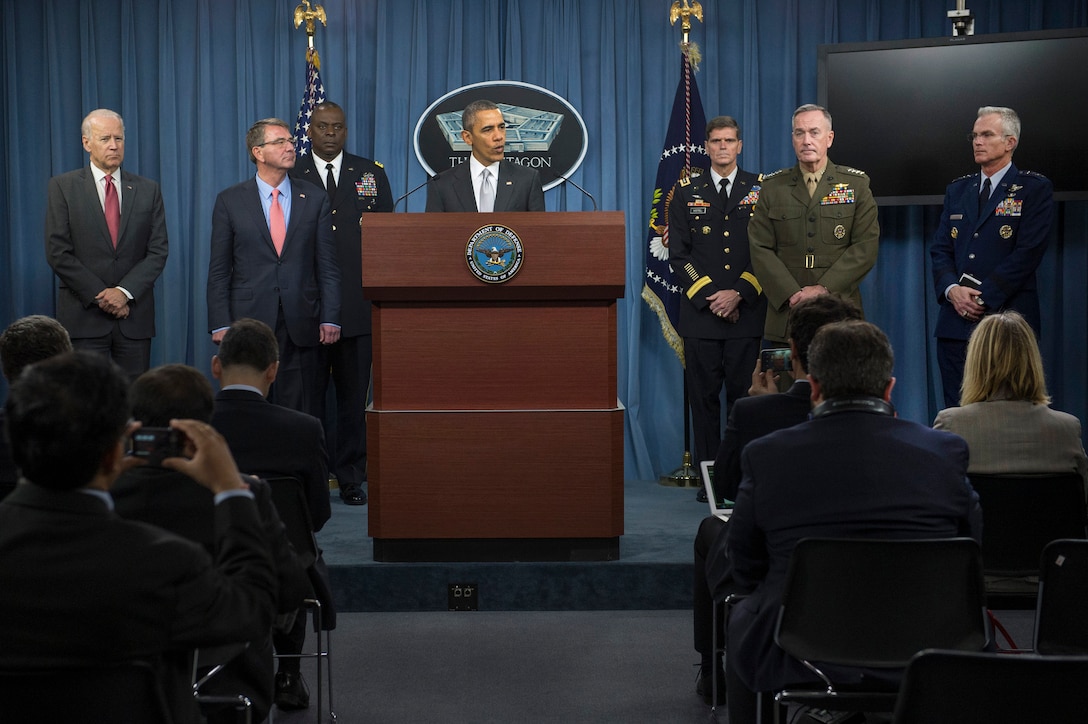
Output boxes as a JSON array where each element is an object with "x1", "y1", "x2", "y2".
[{"x1": 930, "y1": 106, "x2": 1054, "y2": 407}]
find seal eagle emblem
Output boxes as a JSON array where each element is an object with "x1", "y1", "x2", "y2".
[{"x1": 466, "y1": 224, "x2": 525, "y2": 283}]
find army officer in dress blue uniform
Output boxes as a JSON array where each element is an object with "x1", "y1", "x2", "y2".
[
  {"x1": 668, "y1": 116, "x2": 766, "y2": 470},
  {"x1": 930, "y1": 106, "x2": 1054, "y2": 408}
]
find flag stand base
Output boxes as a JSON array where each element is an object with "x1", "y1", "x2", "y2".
[{"x1": 658, "y1": 450, "x2": 701, "y2": 487}]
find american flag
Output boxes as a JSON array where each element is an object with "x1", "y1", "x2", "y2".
[
  {"x1": 640, "y1": 51, "x2": 708, "y2": 365},
  {"x1": 293, "y1": 47, "x2": 327, "y2": 158}
]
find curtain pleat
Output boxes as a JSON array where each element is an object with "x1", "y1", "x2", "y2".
[{"x1": 1, "y1": 0, "x2": 1085, "y2": 479}]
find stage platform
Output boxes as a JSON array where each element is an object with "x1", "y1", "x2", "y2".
[{"x1": 317, "y1": 479, "x2": 706, "y2": 612}]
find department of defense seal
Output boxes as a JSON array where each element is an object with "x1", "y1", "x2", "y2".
[
  {"x1": 466, "y1": 224, "x2": 525, "y2": 283},
  {"x1": 999, "y1": 224, "x2": 1013, "y2": 239},
  {"x1": 833, "y1": 224, "x2": 846, "y2": 240}
]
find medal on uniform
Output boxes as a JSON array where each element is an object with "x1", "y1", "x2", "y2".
[{"x1": 999, "y1": 225, "x2": 1013, "y2": 239}]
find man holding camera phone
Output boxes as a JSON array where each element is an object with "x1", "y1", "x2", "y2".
[
  {"x1": 668, "y1": 116, "x2": 767, "y2": 479},
  {"x1": 692, "y1": 295, "x2": 861, "y2": 704},
  {"x1": 0, "y1": 352, "x2": 277, "y2": 723},
  {"x1": 112, "y1": 364, "x2": 309, "y2": 723}
]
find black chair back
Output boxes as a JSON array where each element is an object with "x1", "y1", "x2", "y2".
[
  {"x1": 1035, "y1": 538, "x2": 1088, "y2": 654},
  {"x1": 969, "y1": 473, "x2": 1087, "y2": 576},
  {"x1": 0, "y1": 660, "x2": 172, "y2": 723},
  {"x1": 893, "y1": 649, "x2": 1088, "y2": 724},
  {"x1": 775, "y1": 537, "x2": 989, "y2": 668}
]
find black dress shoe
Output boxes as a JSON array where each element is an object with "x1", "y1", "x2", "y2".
[
  {"x1": 695, "y1": 664, "x2": 727, "y2": 705},
  {"x1": 274, "y1": 670, "x2": 310, "y2": 710},
  {"x1": 339, "y1": 485, "x2": 367, "y2": 505}
]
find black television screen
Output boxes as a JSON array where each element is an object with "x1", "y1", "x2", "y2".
[{"x1": 818, "y1": 29, "x2": 1088, "y2": 205}]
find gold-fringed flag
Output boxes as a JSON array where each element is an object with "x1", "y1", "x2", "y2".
[
  {"x1": 293, "y1": 47, "x2": 327, "y2": 158},
  {"x1": 640, "y1": 50, "x2": 709, "y2": 364}
]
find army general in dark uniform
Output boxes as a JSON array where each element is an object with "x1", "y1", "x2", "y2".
[
  {"x1": 930, "y1": 106, "x2": 1053, "y2": 408},
  {"x1": 749, "y1": 104, "x2": 879, "y2": 344},
  {"x1": 668, "y1": 116, "x2": 766, "y2": 467}
]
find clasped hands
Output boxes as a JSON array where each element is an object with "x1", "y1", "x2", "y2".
[
  {"x1": 96, "y1": 287, "x2": 130, "y2": 319},
  {"x1": 708, "y1": 289, "x2": 741, "y2": 323}
]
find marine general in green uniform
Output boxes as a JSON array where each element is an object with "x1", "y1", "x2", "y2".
[{"x1": 748, "y1": 104, "x2": 880, "y2": 343}]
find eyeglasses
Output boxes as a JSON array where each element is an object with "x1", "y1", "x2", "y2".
[
  {"x1": 256, "y1": 137, "x2": 294, "y2": 148},
  {"x1": 968, "y1": 131, "x2": 1010, "y2": 142}
]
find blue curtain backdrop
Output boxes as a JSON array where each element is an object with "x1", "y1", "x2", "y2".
[{"x1": 1, "y1": 0, "x2": 1085, "y2": 481}]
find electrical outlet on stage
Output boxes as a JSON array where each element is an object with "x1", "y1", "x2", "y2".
[{"x1": 448, "y1": 582, "x2": 479, "y2": 611}]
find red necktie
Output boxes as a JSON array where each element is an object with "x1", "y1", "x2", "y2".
[
  {"x1": 270, "y1": 188, "x2": 286, "y2": 256},
  {"x1": 104, "y1": 174, "x2": 120, "y2": 248}
]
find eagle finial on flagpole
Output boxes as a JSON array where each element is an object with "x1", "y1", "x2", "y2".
[
  {"x1": 293, "y1": 1, "x2": 327, "y2": 50},
  {"x1": 669, "y1": 0, "x2": 703, "y2": 70}
]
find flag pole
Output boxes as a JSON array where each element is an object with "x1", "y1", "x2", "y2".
[{"x1": 657, "y1": 1, "x2": 705, "y2": 488}]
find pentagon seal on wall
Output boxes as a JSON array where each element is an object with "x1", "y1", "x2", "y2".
[{"x1": 466, "y1": 224, "x2": 524, "y2": 283}]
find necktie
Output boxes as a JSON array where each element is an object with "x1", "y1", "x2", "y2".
[
  {"x1": 479, "y1": 168, "x2": 495, "y2": 213},
  {"x1": 978, "y1": 177, "x2": 991, "y2": 216},
  {"x1": 104, "y1": 174, "x2": 120, "y2": 247},
  {"x1": 325, "y1": 163, "x2": 337, "y2": 201},
  {"x1": 806, "y1": 175, "x2": 818, "y2": 199},
  {"x1": 719, "y1": 178, "x2": 730, "y2": 204},
  {"x1": 270, "y1": 189, "x2": 286, "y2": 256}
]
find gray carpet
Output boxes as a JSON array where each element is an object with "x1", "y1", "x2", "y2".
[
  {"x1": 270, "y1": 609, "x2": 712, "y2": 724},
  {"x1": 267, "y1": 609, "x2": 1037, "y2": 724}
]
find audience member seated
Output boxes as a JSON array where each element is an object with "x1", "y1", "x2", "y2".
[
  {"x1": 113, "y1": 364, "x2": 310, "y2": 723},
  {"x1": 692, "y1": 295, "x2": 861, "y2": 704},
  {"x1": 933, "y1": 310, "x2": 1087, "y2": 493},
  {"x1": 723, "y1": 321, "x2": 982, "y2": 722},
  {"x1": 0, "y1": 351, "x2": 276, "y2": 724},
  {"x1": 0, "y1": 315, "x2": 73, "y2": 498},
  {"x1": 209, "y1": 317, "x2": 332, "y2": 711}
]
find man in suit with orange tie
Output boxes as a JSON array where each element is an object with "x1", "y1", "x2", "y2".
[{"x1": 207, "y1": 118, "x2": 340, "y2": 419}]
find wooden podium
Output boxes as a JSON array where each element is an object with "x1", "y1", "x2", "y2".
[{"x1": 361, "y1": 211, "x2": 625, "y2": 562}]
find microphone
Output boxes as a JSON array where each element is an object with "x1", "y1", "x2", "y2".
[
  {"x1": 394, "y1": 175, "x2": 436, "y2": 211},
  {"x1": 551, "y1": 172, "x2": 598, "y2": 211}
]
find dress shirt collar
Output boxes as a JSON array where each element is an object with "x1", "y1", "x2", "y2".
[
  {"x1": 221, "y1": 384, "x2": 265, "y2": 396},
  {"x1": 981, "y1": 161, "x2": 1013, "y2": 193},
  {"x1": 79, "y1": 487, "x2": 115, "y2": 511},
  {"x1": 315, "y1": 151, "x2": 343, "y2": 188}
]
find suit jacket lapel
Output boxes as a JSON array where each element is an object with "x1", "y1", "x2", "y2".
[
  {"x1": 117, "y1": 171, "x2": 136, "y2": 246},
  {"x1": 81, "y1": 168, "x2": 114, "y2": 251},
  {"x1": 244, "y1": 180, "x2": 276, "y2": 253},
  {"x1": 452, "y1": 163, "x2": 477, "y2": 212},
  {"x1": 493, "y1": 162, "x2": 513, "y2": 212},
  {"x1": 284, "y1": 182, "x2": 312, "y2": 253}
]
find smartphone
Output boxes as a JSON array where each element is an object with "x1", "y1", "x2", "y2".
[
  {"x1": 760, "y1": 348, "x2": 792, "y2": 373},
  {"x1": 129, "y1": 427, "x2": 184, "y2": 464}
]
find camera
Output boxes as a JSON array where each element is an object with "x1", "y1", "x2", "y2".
[
  {"x1": 128, "y1": 427, "x2": 184, "y2": 464},
  {"x1": 761, "y1": 348, "x2": 792, "y2": 373}
]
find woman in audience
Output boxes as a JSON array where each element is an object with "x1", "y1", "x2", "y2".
[{"x1": 933, "y1": 311, "x2": 1087, "y2": 490}]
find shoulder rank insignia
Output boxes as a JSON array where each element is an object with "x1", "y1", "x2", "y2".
[
  {"x1": 375, "y1": 160, "x2": 384, "y2": 168},
  {"x1": 762, "y1": 167, "x2": 790, "y2": 180},
  {"x1": 1021, "y1": 170, "x2": 1048, "y2": 179},
  {"x1": 838, "y1": 166, "x2": 867, "y2": 177},
  {"x1": 953, "y1": 172, "x2": 976, "y2": 182}
]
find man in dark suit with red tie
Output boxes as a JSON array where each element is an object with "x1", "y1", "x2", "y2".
[
  {"x1": 425, "y1": 99, "x2": 545, "y2": 212},
  {"x1": 207, "y1": 118, "x2": 341, "y2": 419},
  {"x1": 290, "y1": 101, "x2": 393, "y2": 506},
  {"x1": 45, "y1": 109, "x2": 169, "y2": 378}
]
